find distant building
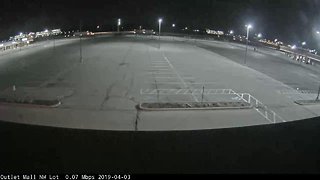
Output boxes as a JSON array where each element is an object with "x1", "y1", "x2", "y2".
[
  {"x1": 134, "y1": 29, "x2": 155, "y2": 35},
  {"x1": 206, "y1": 29, "x2": 224, "y2": 35}
]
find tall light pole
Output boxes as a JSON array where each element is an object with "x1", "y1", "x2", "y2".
[
  {"x1": 158, "y1": 18, "x2": 163, "y2": 49},
  {"x1": 244, "y1": 24, "x2": 252, "y2": 64},
  {"x1": 53, "y1": 29, "x2": 56, "y2": 51},
  {"x1": 172, "y1": 24, "x2": 176, "y2": 40},
  {"x1": 158, "y1": 18, "x2": 163, "y2": 40},
  {"x1": 117, "y1": 19, "x2": 121, "y2": 33}
]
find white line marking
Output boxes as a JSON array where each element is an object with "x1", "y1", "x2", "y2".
[
  {"x1": 145, "y1": 81, "x2": 183, "y2": 84},
  {"x1": 153, "y1": 76, "x2": 195, "y2": 80},
  {"x1": 149, "y1": 68, "x2": 171, "y2": 70},
  {"x1": 154, "y1": 77, "x2": 179, "y2": 79},
  {"x1": 308, "y1": 73, "x2": 318, "y2": 79},
  {"x1": 175, "y1": 89, "x2": 185, "y2": 94},
  {"x1": 151, "y1": 62, "x2": 168, "y2": 64},
  {"x1": 140, "y1": 89, "x2": 236, "y2": 95},
  {"x1": 162, "y1": 53, "x2": 199, "y2": 102},
  {"x1": 145, "y1": 82, "x2": 218, "y2": 85},
  {"x1": 148, "y1": 69, "x2": 172, "y2": 72},
  {"x1": 145, "y1": 72, "x2": 176, "y2": 75},
  {"x1": 151, "y1": 66, "x2": 170, "y2": 68}
]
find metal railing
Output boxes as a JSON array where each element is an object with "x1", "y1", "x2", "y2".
[
  {"x1": 140, "y1": 88, "x2": 286, "y2": 123},
  {"x1": 231, "y1": 91, "x2": 286, "y2": 123}
]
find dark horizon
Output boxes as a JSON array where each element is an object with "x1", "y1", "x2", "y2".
[{"x1": 1, "y1": 0, "x2": 320, "y2": 49}]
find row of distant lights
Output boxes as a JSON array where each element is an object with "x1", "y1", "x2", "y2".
[
  {"x1": 82, "y1": 18, "x2": 320, "y2": 52},
  {"x1": 234, "y1": 24, "x2": 317, "y2": 51},
  {"x1": 287, "y1": 31, "x2": 320, "y2": 50}
]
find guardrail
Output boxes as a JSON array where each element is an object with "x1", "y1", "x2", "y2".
[
  {"x1": 208, "y1": 89, "x2": 286, "y2": 123},
  {"x1": 141, "y1": 88, "x2": 285, "y2": 123},
  {"x1": 232, "y1": 91, "x2": 286, "y2": 123}
]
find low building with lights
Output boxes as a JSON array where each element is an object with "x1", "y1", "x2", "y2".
[{"x1": 206, "y1": 29, "x2": 224, "y2": 35}]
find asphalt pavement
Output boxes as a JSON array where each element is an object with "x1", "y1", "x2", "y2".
[
  {"x1": 196, "y1": 39, "x2": 320, "y2": 91},
  {"x1": 0, "y1": 35, "x2": 320, "y2": 130}
]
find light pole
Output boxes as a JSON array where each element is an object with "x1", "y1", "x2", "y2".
[
  {"x1": 53, "y1": 30, "x2": 56, "y2": 51},
  {"x1": 158, "y1": 18, "x2": 163, "y2": 40},
  {"x1": 158, "y1": 18, "x2": 163, "y2": 49},
  {"x1": 117, "y1": 19, "x2": 121, "y2": 33},
  {"x1": 172, "y1": 24, "x2": 175, "y2": 40},
  {"x1": 244, "y1": 24, "x2": 252, "y2": 64}
]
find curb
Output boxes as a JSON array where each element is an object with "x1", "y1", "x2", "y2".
[
  {"x1": 295, "y1": 100, "x2": 320, "y2": 105},
  {"x1": 0, "y1": 100, "x2": 61, "y2": 109},
  {"x1": 138, "y1": 103, "x2": 253, "y2": 111}
]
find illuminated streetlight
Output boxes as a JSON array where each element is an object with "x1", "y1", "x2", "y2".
[
  {"x1": 302, "y1": 41, "x2": 306, "y2": 46},
  {"x1": 172, "y1": 24, "x2": 176, "y2": 27},
  {"x1": 158, "y1": 18, "x2": 163, "y2": 38},
  {"x1": 317, "y1": 31, "x2": 320, "y2": 34},
  {"x1": 117, "y1": 19, "x2": 121, "y2": 32},
  {"x1": 230, "y1": 30, "x2": 234, "y2": 35},
  {"x1": 244, "y1": 24, "x2": 252, "y2": 64},
  {"x1": 257, "y1": 33, "x2": 262, "y2": 38},
  {"x1": 158, "y1": 18, "x2": 163, "y2": 48},
  {"x1": 291, "y1": 45, "x2": 297, "y2": 50}
]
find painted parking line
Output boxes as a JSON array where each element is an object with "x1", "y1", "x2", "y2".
[
  {"x1": 151, "y1": 62, "x2": 168, "y2": 64},
  {"x1": 151, "y1": 63, "x2": 168, "y2": 66},
  {"x1": 140, "y1": 88, "x2": 234, "y2": 95},
  {"x1": 150, "y1": 65, "x2": 169, "y2": 68},
  {"x1": 151, "y1": 61, "x2": 167, "y2": 63},
  {"x1": 145, "y1": 72, "x2": 176, "y2": 75},
  {"x1": 145, "y1": 82, "x2": 188, "y2": 85},
  {"x1": 278, "y1": 89, "x2": 317, "y2": 94},
  {"x1": 161, "y1": 53, "x2": 199, "y2": 102},
  {"x1": 147, "y1": 69, "x2": 172, "y2": 71},
  {"x1": 145, "y1": 82, "x2": 218, "y2": 85},
  {"x1": 153, "y1": 76, "x2": 195, "y2": 80}
]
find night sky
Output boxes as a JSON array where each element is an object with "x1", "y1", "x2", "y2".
[{"x1": 1, "y1": 0, "x2": 320, "y2": 48}]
